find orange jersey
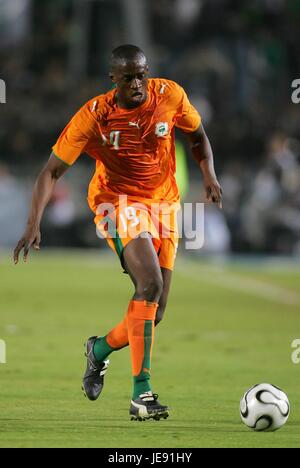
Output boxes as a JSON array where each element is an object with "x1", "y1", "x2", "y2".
[{"x1": 52, "y1": 78, "x2": 201, "y2": 212}]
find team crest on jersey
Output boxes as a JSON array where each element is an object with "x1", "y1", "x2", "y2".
[{"x1": 155, "y1": 122, "x2": 169, "y2": 137}]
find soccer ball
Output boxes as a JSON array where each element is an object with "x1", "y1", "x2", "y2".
[{"x1": 240, "y1": 383, "x2": 290, "y2": 432}]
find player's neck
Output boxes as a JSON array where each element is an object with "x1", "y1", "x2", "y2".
[{"x1": 115, "y1": 92, "x2": 148, "y2": 110}]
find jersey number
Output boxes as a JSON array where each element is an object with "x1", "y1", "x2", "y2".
[
  {"x1": 110, "y1": 131, "x2": 120, "y2": 150},
  {"x1": 120, "y1": 207, "x2": 140, "y2": 232}
]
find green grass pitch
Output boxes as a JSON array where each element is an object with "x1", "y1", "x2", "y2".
[{"x1": 0, "y1": 250, "x2": 300, "y2": 448}]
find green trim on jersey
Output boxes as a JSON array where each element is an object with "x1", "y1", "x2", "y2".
[
  {"x1": 112, "y1": 231, "x2": 124, "y2": 258},
  {"x1": 52, "y1": 151, "x2": 71, "y2": 167}
]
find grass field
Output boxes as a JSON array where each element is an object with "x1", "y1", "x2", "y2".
[{"x1": 0, "y1": 250, "x2": 300, "y2": 448}]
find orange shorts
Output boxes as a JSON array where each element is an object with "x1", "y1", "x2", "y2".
[{"x1": 94, "y1": 199, "x2": 179, "y2": 271}]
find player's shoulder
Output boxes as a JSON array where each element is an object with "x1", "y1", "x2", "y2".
[
  {"x1": 81, "y1": 89, "x2": 116, "y2": 120},
  {"x1": 150, "y1": 78, "x2": 185, "y2": 98}
]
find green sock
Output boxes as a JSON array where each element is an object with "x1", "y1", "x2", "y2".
[
  {"x1": 132, "y1": 320, "x2": 153, "y2": 400},
  {"x1": 133, "y1": 376, "x2": 152, "y2": 400},
  {"x1": 93, "y1": 336, "x2": 114, "y2": 363}
]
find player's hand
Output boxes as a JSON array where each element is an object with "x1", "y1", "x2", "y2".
[
  {"x1": 13, "y1": 224, "x2": 41, "y2": 264},
  {"x1": 204, "y1": 177, "x2": 223, "y2": 209}
]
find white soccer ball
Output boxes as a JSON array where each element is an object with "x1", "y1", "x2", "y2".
[{"x1": 240, "y1": 383, "x2": 290, "y2": 432}]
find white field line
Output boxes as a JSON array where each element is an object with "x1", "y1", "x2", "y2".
[{"x1": 177, "y1": 264, "x2": 300, "y2": 307}]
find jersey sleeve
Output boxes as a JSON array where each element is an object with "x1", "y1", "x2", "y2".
[
  {"x1": 172, "y1": 82, "x2": 201, "y2": 133},
  {"x1": 52, "y1": 101, "x2": 100, "y2": 166}
]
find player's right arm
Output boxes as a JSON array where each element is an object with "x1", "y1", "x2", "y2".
[
  {"x1": 14, "y1": 98, "x2": 100, "y2": 264},
  {"x1": 13, "y1": 153, "x2": 69, "y2": 264}
]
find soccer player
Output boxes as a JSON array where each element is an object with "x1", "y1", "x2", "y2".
[{"x1": 14, "y1": 45, "x2": 222, "y2": 421}]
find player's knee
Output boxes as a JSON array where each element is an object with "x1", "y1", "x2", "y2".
[{"x1": 136, "y1": 275, "x2": 163, "y2": 302}]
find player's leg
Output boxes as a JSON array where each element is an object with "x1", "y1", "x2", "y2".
[
  {"x1": 92, "y1": 233, "x2": 164, "y2": 359},
  {"x1": 121, "y1": 235, "x2": 169, "y2": 420},
  {"x1": 82, "y1": 234, "x2": 164, "y2": 405},
  {"x1": 155, "y1": 267, "x2": 172, "y2": 326},
  {"x1": 87, "y1": 236, "x2": 176, "y2": 388},
  {"x1": 82, "y1": 207, "x2": 176, "y2": 406},
  {"x1": 93, "y1": 266, "x2": 172, "y2": 356},
  {"x1": 122, "y1": 235, "x2": 162, "y2": 397},
  {"x1": 91, "y1": 213, "x2": 170, "y2": 361},
  {"x1": 91, "y1": 266, "x2": 172, "y2": 365},
  {"x1": 82, "y1": 205, "x2": 158, "y2": 401}
]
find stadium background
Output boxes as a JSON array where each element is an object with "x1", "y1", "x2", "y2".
[
  {"x1": 1, "y1": 0, "x2": 300, "y2": 254},
  {"x1": 0, "y1": 0, "x2": 300, "y2": 449}
]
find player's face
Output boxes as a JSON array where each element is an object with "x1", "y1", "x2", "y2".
[{"x1": 111, "y1": 61, "x2": 149, "y2": 109}]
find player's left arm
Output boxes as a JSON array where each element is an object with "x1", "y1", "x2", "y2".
[
  {"x1": 172, "y1": 81, "x2": 223, "y2": 208},
  {"x1": 184, "y1": 124, "x2": 223, "y2": 208}
]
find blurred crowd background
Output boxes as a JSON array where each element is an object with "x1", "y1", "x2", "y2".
[{"x1": 1, "y1": 0, "x2": 300, "y2": 256}]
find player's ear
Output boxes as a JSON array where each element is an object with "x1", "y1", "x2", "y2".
[{"x1": 109, "y1": 72, "x2": 117, "y2": 83}]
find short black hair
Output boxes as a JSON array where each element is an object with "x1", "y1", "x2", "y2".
[{"x1": 110, "y1": 44, "x2": 147, "y2": 70}]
